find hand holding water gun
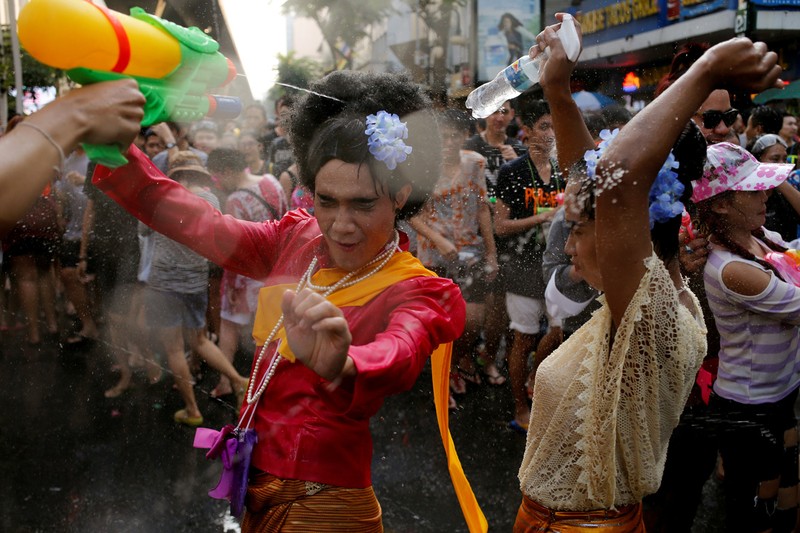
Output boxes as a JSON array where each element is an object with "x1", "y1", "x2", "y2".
[
  {"x1": 18, "y1": 0, "x2": 242, "y2": 168},
  {"x1": 679, "y1": 210, "x2": 710, "y2": 275}
]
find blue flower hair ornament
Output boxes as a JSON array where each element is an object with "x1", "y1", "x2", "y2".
[
  {"x1": 583, "y1": 128, "x2": 683, "y2": 228},
  {"x1": 365, "y1": 110, "x2": 413, "y2": 170}
]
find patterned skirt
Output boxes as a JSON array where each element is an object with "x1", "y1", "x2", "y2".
[{"x1": 241, "y1": 471, "x2": 383, "y2": 532}]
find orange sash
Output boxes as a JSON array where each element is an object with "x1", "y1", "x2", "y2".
[{"x1": 251, "y1": 251, "x2": 488, "y2": 532}]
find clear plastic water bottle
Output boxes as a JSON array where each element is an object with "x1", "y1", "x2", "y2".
[{"x1": 466, "y1": 15, "x2": 580, "y2": 119}]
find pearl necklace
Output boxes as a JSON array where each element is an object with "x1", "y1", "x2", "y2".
[{"x1": 243, "y1": 231, "x2": 401, "y2": 408}]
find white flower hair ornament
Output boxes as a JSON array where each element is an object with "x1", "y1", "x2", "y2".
[
  {"x1": 584, "y1": 128, "x2": 683, "y2": 228},
  {"x1": 365, "y1": 110, "x2": 413, "y2": 170}
]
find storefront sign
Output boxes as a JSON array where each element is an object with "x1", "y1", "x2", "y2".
[{"x1": 574, "y1": 0, "x2": 733, "y2": 42}]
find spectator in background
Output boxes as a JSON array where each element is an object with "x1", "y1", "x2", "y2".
[
  {"x1": 243, "y1": 103, "x2": 268, "y2": 135},
  {"x1": 238, "y1": 130, "x2": 268, "y2": 176},
  {"x1": 780, "y1": 112, "x2": 799, "y2": 160},
  {"x1": 81, "y1": 160, "x2": 158, "y2": 396},
  {"x1": 142, "y1": 152, "x2": 250, "y2": 425},
  {"x1": 656, "y1": 42, "x2": 738, "y2": 146},
  {"x1": 151, "y1": 122, "x2": 208, "y2": 174},
  {"x1": 143, "y1": 128, "x2": 166, "y2": 160},
  {"x1": 733, "y1": 112, "x2": 747, "y2": 147},
  {"x1": 266, "y1": 94, "x2": 295, "y2": 178},
  {"x1": 539, "y1": 206, "x2": 600, "y2": 378},
  {"x1": 219, "y1": 131, "x2": 239, "y2": 150},
  {"x1": 744, "y1": 105, "x2": 782, "y2": 149},
  {"x1": 584, "y1": 111, "x2": 607, "y2": 143},
  {"x1": 54, "y1": 149, "x2": 99, "y2": 344},
  {"x1": 600, "y1": 104, "x2": 632, "y2": 131},
  {"x1": 190, "y1": 120, "x2": 220, "y2": 155},
  {"x1": 3, "y1": 116, "x2": 60, "y2": 346},
  {"x1": 494, "y1": 97, "x2": 561, "y2": 433},
  {"x1": 750, "y1": 133, "x2": 800, "y2": 241},
  {"x1": 464, "y1": 99, "x2": 527, "y2": 381},
  {"x1": 411, "y1": 109, "x2": 500, "y2": 407},
  {"x1": 694, "y1": 91, "x2": 737, "y2": 145},
  {"x1": 279, "y1": 162, "x2": 314, "y2": 212},
  {"x1": 464, "y1": 100, "x2": 525, "y2": 194},
  {"x1": 205, "y1": 148, "x2": 287, "y2": 399},
  {"x1": 694, "y1": 141, "x2": 799, "y2": 533}
]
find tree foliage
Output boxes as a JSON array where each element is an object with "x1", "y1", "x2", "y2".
[
  {"x1": 282, "y1": 0, "x2": 392, "y2": 69},
  {"x1": 267, "y1": 51, "x2": 323, "y2": 101}
]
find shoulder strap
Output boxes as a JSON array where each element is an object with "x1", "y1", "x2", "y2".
[{"x1": 235, "y1": 186, "x2": 280, "y2": 221}]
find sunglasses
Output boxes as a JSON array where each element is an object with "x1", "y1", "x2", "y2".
[
  {"x1": 698, "y1": 108, "x2": 738, "y2": 130},
  {"x1": 751, "y1": 134, "x2": 787, "y2": 156}
]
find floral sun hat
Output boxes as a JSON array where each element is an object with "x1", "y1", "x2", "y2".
[{"x1": 691, "y1": 142, "x2": 793, "y2": 203}]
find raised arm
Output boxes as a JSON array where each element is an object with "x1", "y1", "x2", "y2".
[
  {"x1": 536, "y1": 14, "x2": 595, "y2": 178},
  {"x1": 0, "y1": 80, "x2": 143, "y2": 236},
  {"x1": 595, "y1": 38, "x2": 781, "y2": 322}
]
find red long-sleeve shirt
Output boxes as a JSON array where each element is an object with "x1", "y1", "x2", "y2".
[{"x1": 93, "y1": 147, "x2": 465, "y2": 487}]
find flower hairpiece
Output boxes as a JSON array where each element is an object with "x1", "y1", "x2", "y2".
[
  {"x1": 583, "y1": 128, "x2": 684, "y2": 228},
  {"x1": 365, "y1": 110, "x2": 413, "y2": 170}
]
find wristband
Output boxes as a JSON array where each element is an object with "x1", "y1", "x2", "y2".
[{"x1": 18, "y1": 121, "x2": 65, "y2": 176}]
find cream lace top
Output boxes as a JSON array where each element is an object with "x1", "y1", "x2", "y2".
[{"x1": 518, "y1": 252, "x2": 706, "y2": 511}]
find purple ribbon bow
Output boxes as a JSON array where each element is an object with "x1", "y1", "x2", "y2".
[
  {"x1": 194, "y1": 424, "x2": 237, "y2": 500},
  {"x1": 194, "y1": 425, "x2": 258, "y2": 517}
]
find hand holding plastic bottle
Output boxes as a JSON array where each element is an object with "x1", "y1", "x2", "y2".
[
  {"x1": 533, "y1": 13, "x2": 584, "y2": 97},
  {"x1": 466, "y1": 14, "x2": 580, "y2": 119}
]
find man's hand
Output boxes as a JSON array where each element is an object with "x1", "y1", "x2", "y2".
[
  {"x1": 499, "y1": 144, "x2": 518, "y2": 161},
  {"x1": 281, "y1": 288, "x2": 352, "y2": 382},
  {"x1": 66, "y1": 79, "x2": 145, "y2": 147},
  {"x1": 150, "y1": 122, "x2": 177, "y2": 146},
  {"x1": 435, "y1": 237, "x2": 458, "y2": 261}
]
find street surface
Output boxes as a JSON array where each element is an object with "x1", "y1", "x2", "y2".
[{"x1": 1, "y1": 330, "x2": 724, "y2": 532}]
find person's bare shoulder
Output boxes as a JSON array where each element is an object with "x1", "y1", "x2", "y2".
[{"x1": 720, "y1": 260, "x2": 773, "y2": 296}]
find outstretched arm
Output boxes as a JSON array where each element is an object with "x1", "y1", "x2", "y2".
[
  {"x1": 93, "y1": 146, "x2": 282, "y2": 280},
  {"x1": 596, "y1": 38, "x2": 782, "y2": 324},
  {"x1": 0, "y1": 80, "x2": 143, "y2": 236}
]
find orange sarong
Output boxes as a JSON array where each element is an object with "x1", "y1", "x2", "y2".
[
  {"x1": 241, "y1": 471, "x2": 383, "y2": 533},
  {"x1": 513, "y1": 494, "x2": 645, "y2": 533}
]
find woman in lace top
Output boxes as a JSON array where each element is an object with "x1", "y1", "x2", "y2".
[{"x1": 513, "y1": 16, "x2": 782, "y2": 532}]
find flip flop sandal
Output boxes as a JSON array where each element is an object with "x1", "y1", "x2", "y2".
[{"x1": 174, "y1": 409, "x2": 203, "y2": 427}]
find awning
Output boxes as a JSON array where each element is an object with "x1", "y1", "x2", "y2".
[{"x1": 753, "y1": 80, "x2": 800, "y2": 104}]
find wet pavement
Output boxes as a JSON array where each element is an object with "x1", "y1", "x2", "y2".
[{"x1": 1, "y1": 327, "x2": 725, "y2": 532}]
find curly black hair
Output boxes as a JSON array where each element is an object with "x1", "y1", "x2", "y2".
[
  {"x1": 572, "y1": 120, "x2": 706, "y2": 263},
  {"x1": 287, "y1": 70, "x2": 440, "y2": 220}
]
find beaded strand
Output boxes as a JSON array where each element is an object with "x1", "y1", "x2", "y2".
[{"x1": 243, "y1": 231, "x2": 401, "y2": 408}]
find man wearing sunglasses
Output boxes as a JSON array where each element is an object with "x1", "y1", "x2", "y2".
[{"x1": 692, "y1": 89, "x2": 737, "y2": 145}]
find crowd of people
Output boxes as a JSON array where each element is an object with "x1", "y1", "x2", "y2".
[{"x1": 3, "y1": 15, "x2": 800, "y2": 532}]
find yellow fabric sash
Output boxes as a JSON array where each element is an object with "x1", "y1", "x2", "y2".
[{"x1": 252, "y1": 251, "x2": 487, "y2": 532}]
